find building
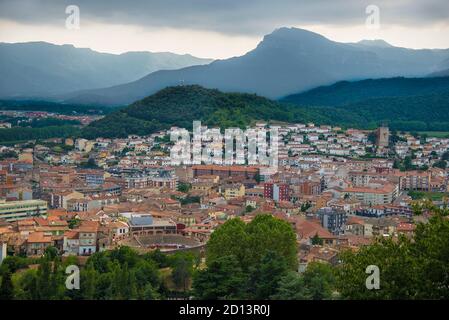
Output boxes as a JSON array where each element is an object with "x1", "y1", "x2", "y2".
[
  {"x1": 123, "y1": 170, "x2": 178, "y2": 189},
  {"x1": 77, "y1": 169, "x2": 105, "y2": 185},
  {"x1": 26, "y1": 231, "x2": 52, "y2": 256},
  {"x1": 221, "y1": 183, "x2": 245, "y2": 200},
  {"x1": 63, "y1": 230, "x2": 80, "y2": 256},
  {"x1": 192, "y1": 165, "x2": 259, "y2": 180},
  {"x1": 264, "y1": 182, "x2": 289, "y2": 201},
  {"x1": 0, "y1": 199, "x2": 48, "y2": 222},
  {"x1": 376, "y1": 126, "x2": 390, "y2": 148},
  {"x1": 66, "y1": 194, "x2": 119, "y2": 212},
  {"x1": 396, "y1": 171, "x2": 431, "y2": 191},
  {"x1": 343, "y1": 183, "x2": 398, "y2": 206},
  {"x1": 108, "y1": 221, "x2": 129, "y2": 241},
  {"x1": 318, "y1": 207, "x2": 347, "y2": 235},
  {"x1": 78, "y1": 222, "x2": 99, "y2": 256},
  {"x1": 128, "y1": 213, "x2": 177, "y2": 236},
  {"x1": 49, "y1": 191, "x2": 84, "y2": 209},
  {"x1": 298, "y1": 180, "x2": 322, "y2": 195}
]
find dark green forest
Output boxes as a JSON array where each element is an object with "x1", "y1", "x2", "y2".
[
  {"x1": 0, "y1": 126, "x2": 80, "y2": 144},
  {"x1": 281, "y1": 76, "x2": 449, "y2": 107},
  {"x1": 83, "y1": 81, "x2": 449, "y2": 139}
]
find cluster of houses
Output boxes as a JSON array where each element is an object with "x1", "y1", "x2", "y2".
[{"x1": 1, "y1": 123, "x2": 448, "y2": 269}]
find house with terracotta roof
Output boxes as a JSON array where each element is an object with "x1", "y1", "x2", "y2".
[
  {"x1": 295, "y1": 218, "x2": 337, "y2": 246},
  {"x1": 77, "y1": 221, "x2": 100, "y2": 255},
  {"x1": 397, "y1": 222, "x2": 416, "y2": 236},
  {"x1": 345, "y1": 216, "x2": 365, "y2": 236},
  {"x1": 26, "y1": 231, "x2": 52, "y2": 256}
]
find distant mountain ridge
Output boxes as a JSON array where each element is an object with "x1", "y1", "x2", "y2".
[
  {"x1": 63, "y1": 27, "x2": 449, "y2": 106},
  {"x1": 0, "y1": 41, "x2": 212, "y2": 98}
]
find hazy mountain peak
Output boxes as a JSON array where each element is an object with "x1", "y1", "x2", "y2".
[
  {"x1": 0, "y1": 42, "x2": 213, "y2": 98},
  {"x1": 357, "y1": 39, "x2": 393, "y2": 48},
  {"x1": 262, "y1": 27, "x2": 330, "y2": 44}
]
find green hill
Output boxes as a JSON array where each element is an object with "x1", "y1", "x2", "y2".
[
  {"x1": 83, "y1": 84, "x2": 449, "y2": 139},
  {"x1": 82, "y1": 85, "x2": 297, "y2": 138},
  {"x1": 281, "y1": 76, "x2": 449, "y2": 107}
]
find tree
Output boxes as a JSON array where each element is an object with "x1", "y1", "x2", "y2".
[
  {"x1": 145, "y1": 249, "x2": 170, "y2": 268},
  {"x1": 342, "y1": 237, "x2": 418, "y2": 299},
  {"x1": 0, "y1": 270, "x2": 14, "y2": 300},
  {"x1": 0, "y1": 256, "x2": 30, "y2": 274},
  {"x1": 245, "y1": 214, "x2": 298, "y2": 270},
  {"x1": 311, "y1": 233, "x2": 323, "y2": 245},
  {"x1": 177, "y1": 182, "x2": 191, "y2": 193},
  {"x1": 402, "y1": 156, "x2": 415, "y2": 171},
  {"x1": 272, "y1": 262, "x2": 336, "y2": 300},
  {"x1": 246, "y1": 251, "x2": 289, "y2": 299},
  {"x1": 271, "y1": 272, "x2": 309, "y2": 300},
  {"x1": 193, "y1": 255, "x2": 247, "y2": 300},
  {"x1": 68, "y1": 218, "x2": 81, "y2": 229},
  {"x1": 336, "y1": 235, "x2": 419, "y2": 299},
  {"x1": 142, "y1": 283, "x2": 159, "y2": 300},
  {"x1": 44, "y1": 246, "x2": 58, "y2": 260},
  {"x1": 206, "y1": 214, "x2": 298, "y2": 271},
  {"x1": 301, "y1": 262, "x2": 336, "y2": 300},
  {"x1": 301, "y1": 201, "x2": 312, "y2": 212},
  {"x1": 14, "y1": 269, "x2": 38, "y2": 300},
  {"x1": 411, "y1": 215, "x2": 449, "y2": 299},
  {"x1": 80, "y1": 264, "x2": 97, "y2": 300},
  {"x1": 35, "y1": 258, "x2": 53, "y2": 299},
  {"x1": 206, "y1": 218, "x2": 249, "y2": 268},
  {"x1": 172, "y1": 257, "x2": 193, "y2": 292},
  {"x1": 245, "y1": 205, "x2": 254, "y2": 214},
  {"x1": 433, "y1": 160, "x2": 447, "y2": 169},
  {"x1": 393, "y1": 159, "x2": 401, "y2": 169},
  {"x1": 442, "y1": 151, "x2": 449, "y2": 161}
]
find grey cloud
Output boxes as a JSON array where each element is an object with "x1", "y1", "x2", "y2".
[{"x1": 0, "y1": 0, "x2": 448, "y2": 36}]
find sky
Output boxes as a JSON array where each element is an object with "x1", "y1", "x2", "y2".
[{"x1": 0, "y1": 0, "x2": 448, "y2": 59}]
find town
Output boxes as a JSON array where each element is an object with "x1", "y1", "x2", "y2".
[{"x1": 1, "y1": 121, "x2": 448, "y2": 271}]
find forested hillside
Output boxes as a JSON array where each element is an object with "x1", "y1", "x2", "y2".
[{"x1": 83, "y1": 84, "x2": 449, "y2": 139}]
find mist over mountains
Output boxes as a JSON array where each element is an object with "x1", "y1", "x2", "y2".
[
  {"x1": 61, "y1": 27, "x2": 449, "y2": 106},
  {"x1": 0, "y1": 41, "x2": 212, "y2": 98}
]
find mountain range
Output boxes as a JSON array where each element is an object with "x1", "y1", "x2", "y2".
[
  {"x1": 62, "y1": 27, "x2": 449, "y2": 106},
  {"x1": 0, "y1": 42, "x2": 212, "y2": 98}
]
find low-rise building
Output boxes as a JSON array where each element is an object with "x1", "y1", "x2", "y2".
[{"x1": 0, "y1": 199, "x2": 48, "y2": 222}]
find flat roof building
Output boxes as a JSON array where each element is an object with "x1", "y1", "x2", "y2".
[{"x1": 0, "y1": 199, "x2": 48, "y2": 222}]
